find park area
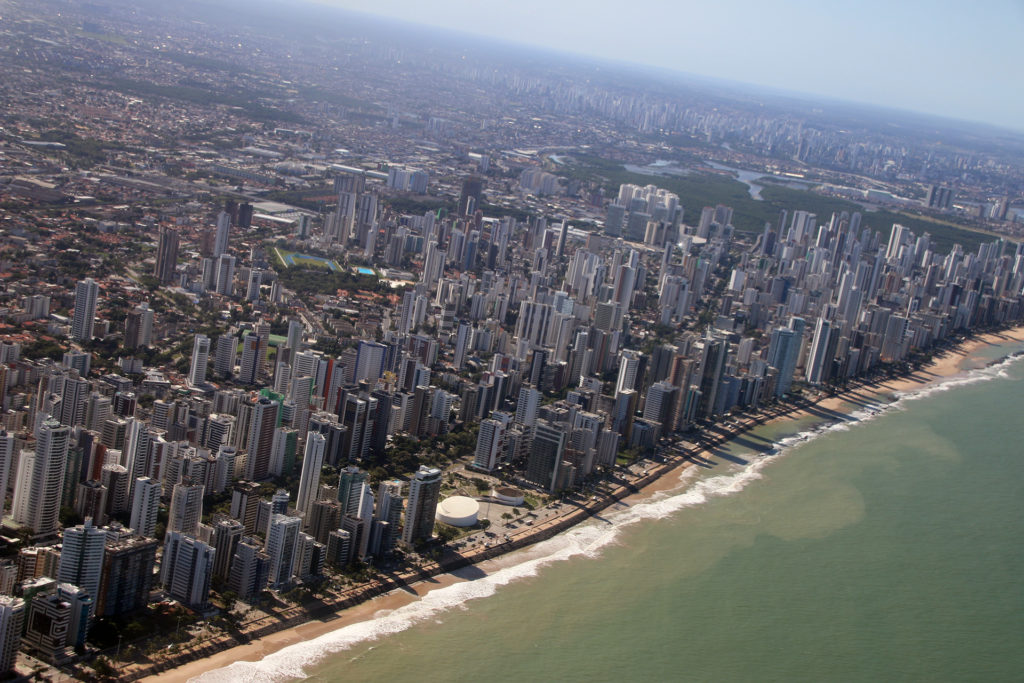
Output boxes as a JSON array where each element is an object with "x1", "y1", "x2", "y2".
[{"x1": 274, "y1": 247, "x2": 341, "y2": 271}]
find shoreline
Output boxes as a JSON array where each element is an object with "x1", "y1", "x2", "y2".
[{"x1": 137, "y1": 325, "x2": 1024, "y2": 683}]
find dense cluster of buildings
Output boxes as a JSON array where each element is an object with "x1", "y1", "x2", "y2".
[
  {"x1": 0, "y1": 2, "x2": 1022, "y2": 678},
  {"x1": 2, "y1": 160, "x2": 1023, "y2": 672}
]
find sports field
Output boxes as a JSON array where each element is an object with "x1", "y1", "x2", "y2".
[{"x1": 274, "y1": 247, "x2": 341, "y2": 271}]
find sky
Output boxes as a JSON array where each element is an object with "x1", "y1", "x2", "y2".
[{"x1": 316, "y1": 0, "x2": 1024, "y2": 132}]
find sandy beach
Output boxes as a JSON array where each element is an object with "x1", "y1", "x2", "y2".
[{"x1": 141, "y1": 325, "x2": 1024, "y2": 683}]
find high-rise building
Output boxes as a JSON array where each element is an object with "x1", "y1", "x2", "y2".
[
  {"x1": 0, "y1": 596, "x2": 25, "y2": 674},
  {"x1": 188, "y1": 334, "x2": 211, "y2": 387},
  {"x1": 244, "y1": 397, "x2": 278, "y2": 481},
  {"x1": 337, "y1": 466, "x2": 367, "y2": 519},
  {"x1": 57, "y1": 583, "x2": 92, "y2": 650},
  {"x1": 238, "y1": 334, "x2": 261, "y2": 385},
  {"x1": 96, "y1": 535, "x2": 157, "y2": 617},
  {"x1": 129, "y1": 476, "x2": 161, "y2": 538},
  {"x1": 265, "y1": 514, "x2": 301, "y2": 589},
  {"x1": 642, "y1": 381, "x2": 678, "y2": 427},
  {"x1": 525, "y1": 420, "x2": 566, "y2": 492},
  {"x1": 473, "y1": 415, "x2": 507, "y2": 472},
  {"x1": 0, "y1": 431, "x2": 14, "y2": 520},
  {"x1": 308, "y1": 499, "x2": 341, "y2": 545},
  {"x1": 57, "y1": 519, "x2": 106, "y2": 613},
  {"x1": 230, "y1": 481, "x2": 262, "y2": 534},
  {"x1": 22, "y1": 587, "x2": 74, "y2": 664},
  {"x1": 155, "y1": 225, "x2": 180, "y2": 284},
  {"x1": 74, "y1": 481, "x2": 108, "y2": 527},
  {"x1": 374, "y1": 480, "x2": 404, "y2": 556},
  {"x1": 228, "y1": 537, "x2": 270, "y2": 600},
  {"x1": 696, "y1": 337, "x2": 728, "y2": 419},
  {"x1": 458, "y1": 176, "x2": 484, "y2": 217},
  {"x1": 213, "y1": 210, "x2": 231, "y2": 257},
  {"x1": 209, "y1": 516, "x2": 244, "y2": 582},
  {"x1": 766, "y1": 319, "x2": 804, "y2": 397},
  {"x1": 214, "y1": 334, "x2": 237, "y2": 378},
  {"x1": 12, "y1": 418, "x2": 69, "y2": 538},
  {"x1": 401, "y1": 466, "x2": 441, "y2": 546},
  {"x1": 160, "y1": 531, "x2": 215, "y2": 609},
  {"x1": 513, "y1": 386, "x2": 540, "y2": 430},
  {"x1": 616, "y1": 350, "x2": 642, "y2": 396},
  {"x1": 215, "y1": 254, "x2": 236, "y2": 297},
  {"x1": 246, "y1": 268, "x2": 263, "y2": 302},
  {"x1": 354, "y1": 341, "x2": 387, "y2": 384},
  {"x1": 71, "y1": 278, "x2": 99, "y2": 342},
  {"x1": 805, "y1": 318, "x2": 833, "y2": 386},
  {"x1": 295, "y1": 433, "x2": 325, "y2": 523},
  {"x1": 167, "y1": 482, "x2": 204, "y2": 537},
  {"x1": 326, "y1": 528, "x2": 352, "y2": 567}
]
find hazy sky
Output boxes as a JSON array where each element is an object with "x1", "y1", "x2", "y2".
[{"x1": 318, "y1": 0, "x2": 1024, "y2": 131}]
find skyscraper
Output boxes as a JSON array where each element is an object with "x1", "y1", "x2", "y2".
[
  {"x1": 129, "y1": 476, "x2": 161, "y2": 538},
  {"x1": 766, "y1": 319, "x2": 804, "y2": 397},
  {"x1": 71, "y1": 278, "x2": 99, "y2": 342},
  {"x1": 228, "y1": 537, "x2": 270, "y2": 600},
  {"x1": 57, "y1": 519, "x2": 105, "y2": 613},
  {"x1": 188, "y1": 334, "x2": 210, "y2": 387},
  {"x1": 513, "y1": 386, "x2": 540, "y2": 430},
  {"x1": 525, "y1": 420, "x2": 566, "y2": 492},
  {"x1": 215, "y1": 253, "x2": 236, "y2": 296},
  {"x1": 238, "y1": 334, "x2": 261, "y2": 385},
  {"x1": 805, "y1": 318, "x2": 833, "y2": 386},
  {"x1": 214, "y1": 333, "x2": 237, "y2": 378},
  {"x1": 160, "y1": 531, "x2": 215, "y2": 609},
  {"x1": 167, "y1": 482, "x2": 204, "y2": 537},
  {"x1": 354, "y1": 340, "x2": 387, "y2": 384},
  {"x1": 155, "y1": 225, "x2": 180, "y2": 284},
  {"x1": 213, "y1": 210, "x2": 231, "y2": 257},
  {"x1": 474, "y1": 415, "x2": 507, "y2": 472},
  {"x1": 124, "y1": 302, "x2": 153, "y2": 350},
  {"x1": 295, "y1": 433, "x2": 326, "y2": 523},
  {"x1": 12, "y1": 418, "x2": 69, "y2": 538},
  {"x1": 0, "y1": 431, "x2": 14, "y2": 519},
  {"x1": 209, "y1": 516, "x2": 244, "y2": 582},
  {"x1": 337, "y1": 466, "x2": 367, "y2": 519},
  {"x1": 401, "y1": 466, "x2": 441, "y2": 546},
  {"x1": 244, "y1": 396, "x2": 278, "y2": 481},
  {"x1": 96, "y1": 536, "x2": 157, "y2": 617},
  {"x1": 265, "y1": 514, "x2": 301, "y2": 589},
  {"x1": 0, "y1": 596, "x2": 25, "y2": 674}
]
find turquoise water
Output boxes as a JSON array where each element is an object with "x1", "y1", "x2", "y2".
[
  {"x1": 195, "y1": 340, "x2": 1024, "y2": 683},
  {"x1": 355, "y1": 267, "x2": 375, "y2": 276}
]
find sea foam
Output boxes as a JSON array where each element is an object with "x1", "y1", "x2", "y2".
[{"x1": 190, "y1": 351, "x2": 1024, "y2": 683}]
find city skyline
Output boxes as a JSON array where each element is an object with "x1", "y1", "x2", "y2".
[
  {"x1": 317, "y1": 0, "x2": 1024, "y2": 132},
  {"x1": 0, "y1": 0, "x2": 1021, "y2": 677}
]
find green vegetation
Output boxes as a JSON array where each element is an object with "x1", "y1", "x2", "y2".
[
  {"x1": 34, "y1": 129, "x2": 122, "y2": 167},
  {"x1": 276, "y1": 266, "x2": 380, "y2": 295},
  {"x1": 102, "y1": 78, "x2": 305, "y2": 124},
  {"x1": 564, "y1": 154, "x2": 997, "y2": 253},
  {"x1": 295, "y1": 85, "x2": 383, "y2": 112}
]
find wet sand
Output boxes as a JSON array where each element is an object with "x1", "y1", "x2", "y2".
[{"x1": 142, "y1": 325, "x2": 1024, "y2": 683}]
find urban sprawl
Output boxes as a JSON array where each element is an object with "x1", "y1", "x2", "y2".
[{"x1": 0, "y1": 1, "x2": 1022, "y2": 679}]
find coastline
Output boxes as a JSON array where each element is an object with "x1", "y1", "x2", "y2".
[{"x1": 138, "y1": 325, "x2": 1024, "y2": 683}]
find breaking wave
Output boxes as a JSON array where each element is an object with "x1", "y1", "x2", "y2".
[{"x1": 190, "y1": 351, "x2": 1023, "y2": 682}]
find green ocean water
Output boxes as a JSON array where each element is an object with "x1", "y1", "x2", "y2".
[{"x1": 200, "y1": 340, "x2": 1024, "y2": 683}]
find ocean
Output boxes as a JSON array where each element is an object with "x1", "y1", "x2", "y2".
[{"x1": 194, "y1": 338, "x2": 1024, "y2": 683}]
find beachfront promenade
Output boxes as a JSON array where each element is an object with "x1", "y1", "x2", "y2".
[
  {"x1": 113, "y1": 394, "x2": 821, "y2": 680},
  {"x1": 110, "y1": 327, "x2": 1023, "y2": 683}
]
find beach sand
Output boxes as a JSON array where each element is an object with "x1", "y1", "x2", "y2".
[{"x1": 143, "y1": 326, "x2": 1024, "y2": 683}]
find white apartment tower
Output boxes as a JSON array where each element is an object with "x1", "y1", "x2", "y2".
[
  {"x1": 188, "y1": 334, "x2": 211, "y2": 387},
  {"x1": 71, "y1": 278, "x2": 99, "y2": 342}
]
